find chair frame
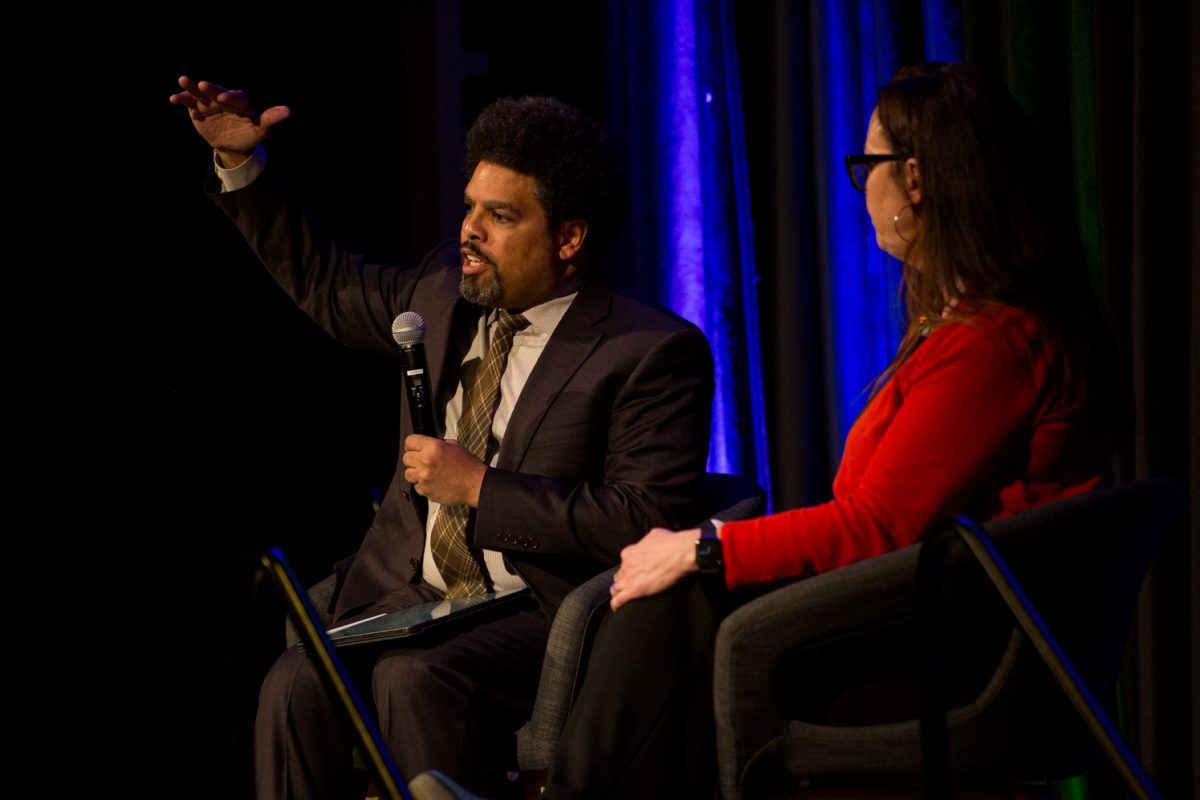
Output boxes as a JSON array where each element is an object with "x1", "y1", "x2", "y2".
[
  {"x1": 262, "y1": 547, "x2": 413, "y2": 800},
  {"x1": 916, "y1": 516, "x2": 1162, "y2": 800}
]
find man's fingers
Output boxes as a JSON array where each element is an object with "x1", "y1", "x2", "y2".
[
  {"x1": 260, "y1": 105, "x2": 292, "y2": 128},
  {"x1": 195, "y1": 79, "x2": 230, "y2": 100},
  {"x1": 405, "y1": 434, "x2": 436, "y2": 452},
  {"x1": 172, "y1": 77, "x2": 267, "y2": 121},
  {"x1": 170, "y1": 77, "x2": 201, "y2": 106},
  {"x1": 215, "y1": 88, "x2": 252, "y2": 109}
]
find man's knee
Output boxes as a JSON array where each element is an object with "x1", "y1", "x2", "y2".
[
  {"x1": 259, "y1": 645, "x2": 326, "y2": 713},
  {"x1": 371, "y1": 649, "x2": 473, "y2": 716}
]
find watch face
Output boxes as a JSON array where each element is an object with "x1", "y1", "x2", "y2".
[{"x1": 696, "y1": 538, "x2": 723, "y2": 574}]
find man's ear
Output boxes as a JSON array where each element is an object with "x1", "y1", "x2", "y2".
[
  {"x1": 904, "y1": 157, "x2": 921, "y2": 206},
  {"x1": 555, "y1": 220, "x2": 588, "y2": 261}
]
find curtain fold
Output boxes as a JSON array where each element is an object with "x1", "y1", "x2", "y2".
[{"x1": 606, "y1": 0, "x2": 772, "y2": 502}]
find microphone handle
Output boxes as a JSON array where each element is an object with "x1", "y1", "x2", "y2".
[{"x1": 398, "y1": 343, "x2": 437, "y2": 437}]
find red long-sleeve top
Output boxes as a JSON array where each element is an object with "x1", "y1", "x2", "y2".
[{"x1": 722, "y1": 304, "x2": 1111, "y2": 590}]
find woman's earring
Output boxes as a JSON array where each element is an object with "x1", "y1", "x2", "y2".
[{"x1": 893, "y1": 203, "x2": 916, "y2": 244}]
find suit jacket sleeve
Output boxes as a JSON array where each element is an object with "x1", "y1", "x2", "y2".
[
  {"x1": 206, "y1": 164, "x2": 424, "y2": 356},
  {"x1": 473, "y1": 320, "x2": 714, "y2": 565}
]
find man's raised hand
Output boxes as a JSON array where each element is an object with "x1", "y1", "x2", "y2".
[{"x1": 168, "y1": 75, "x2": 291, "y2": 168}]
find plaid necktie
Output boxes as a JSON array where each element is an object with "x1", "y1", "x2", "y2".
[{"x1": 429, "y1": 310, "x2": 531, "y2": 598}]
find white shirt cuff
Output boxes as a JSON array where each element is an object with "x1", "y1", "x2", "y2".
[{"x1": 214, "y1": 143, "x2": 268, "y2": 192}]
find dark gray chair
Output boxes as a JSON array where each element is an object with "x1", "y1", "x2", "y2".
[{"x1": 712, "y1": 479, "x2": 1184, "y2": 800}]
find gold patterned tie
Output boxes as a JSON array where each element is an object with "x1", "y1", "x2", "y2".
[{"x1": 430, "y1": 310, "x2": 531, "y2": 598}]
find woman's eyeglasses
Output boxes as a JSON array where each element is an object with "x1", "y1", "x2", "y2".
[{"x1": 844, "y1": 153, "x2": 909, "y2": 192}]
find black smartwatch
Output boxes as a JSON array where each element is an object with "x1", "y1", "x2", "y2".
[{"x1": 695, "y1": 519, "x2": 724, "y2": 575}]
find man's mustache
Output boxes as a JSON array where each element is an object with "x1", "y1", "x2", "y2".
[{"x1": 461, "y1": 241, "x2": 497, "y2": 267}]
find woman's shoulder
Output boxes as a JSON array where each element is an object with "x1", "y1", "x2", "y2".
[
  {"x1": 944, "y1": 300, "x2": 1043, "y2": 333},
  {"x1": 901, "y1": 302, "x2": 1057, "y2": 390},
  {"x1": 927, "y1": 302, "x2": 1050, "y2": 357}
]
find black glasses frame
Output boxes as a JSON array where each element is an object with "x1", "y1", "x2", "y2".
[{"x1": 844, "y1": 153, "x2": 909, "y2": 192}]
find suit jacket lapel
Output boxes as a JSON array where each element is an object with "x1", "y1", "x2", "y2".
[{"x1": 497, "y1": 273, "x2": 612, "y2": 471}]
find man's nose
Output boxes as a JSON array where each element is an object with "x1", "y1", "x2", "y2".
[{"x1": 462, "y1": 211, "x2": 484, "y2": 241}]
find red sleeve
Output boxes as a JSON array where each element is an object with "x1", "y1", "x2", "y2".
[{"x1": 721, "y1": 311, "x2": 1053, "y2": 589}]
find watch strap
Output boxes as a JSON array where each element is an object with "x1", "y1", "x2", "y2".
[{"x1": 695, "y1": 519, "x2": 724, "y2": 575}]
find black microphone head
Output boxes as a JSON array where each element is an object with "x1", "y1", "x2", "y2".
[{"x1": 392, "y1": 311, "x2": 426, "y2": 347}]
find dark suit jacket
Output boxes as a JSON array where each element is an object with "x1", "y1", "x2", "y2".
[{"x1": 210, "y1": 166, "x2": 715, "y2": 620}]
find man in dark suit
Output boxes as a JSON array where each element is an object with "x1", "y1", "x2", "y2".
[{"x1": 170, "y1": 77, "x2": 713, "y2": 798}]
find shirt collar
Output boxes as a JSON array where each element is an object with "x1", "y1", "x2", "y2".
[{"x1": 490, "y1": 269, "x2": 585, "y2": 338}]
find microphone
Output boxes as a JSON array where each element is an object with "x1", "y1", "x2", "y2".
[{"x1": 392, "y1": 311, "x2": 437, "y2": 437}]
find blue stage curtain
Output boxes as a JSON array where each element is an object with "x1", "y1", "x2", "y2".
[
  {"x1": 808, "y1": 0, "x2": 962, "y2": 455},
  {"x1": 606, "y1": 0, "x2": 962, "y2": 511},
  {"x1": 607, "y1": 0, "x2": 773, "y2": 506}
]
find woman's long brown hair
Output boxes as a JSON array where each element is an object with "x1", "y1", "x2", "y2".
[{"x1": 869, "y1": 62, "x2": 1109, "y2": 402}]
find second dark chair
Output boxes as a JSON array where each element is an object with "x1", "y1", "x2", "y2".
[{"x1": 712, "y1": 478, "x2": 1184, "y2": 799}]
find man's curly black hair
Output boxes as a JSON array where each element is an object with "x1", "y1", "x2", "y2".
[{"x1": 465, "y1": 96, "x2": 627, "y2": 259}]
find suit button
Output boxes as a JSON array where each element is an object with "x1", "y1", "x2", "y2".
[{"x1": 409, "y1": 558, "x2": 420, "y2": 571}]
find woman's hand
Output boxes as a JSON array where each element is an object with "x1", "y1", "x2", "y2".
[{"x1": 609, "y1": 527, "x2": 699, "y2": 611}]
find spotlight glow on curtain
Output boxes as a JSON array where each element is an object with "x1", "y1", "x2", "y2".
[
  {"x1": 811, "y1": 0, "x2": 962, "y2": 453},
  {"x1": 623, "y1": 0, "x2": 772, "y2": 502}
]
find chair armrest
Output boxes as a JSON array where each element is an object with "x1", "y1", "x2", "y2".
[
  {"x1": 714, "y1": 544, "x2": 922, "y2": 800},
  {"x1": 516, "y1": 566, "x2": 618, "y2": 771}
]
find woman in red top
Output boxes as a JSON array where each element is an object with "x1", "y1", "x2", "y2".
[{"x1": 543, "y1": 63, "x2": 1119, "y2": 799}]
